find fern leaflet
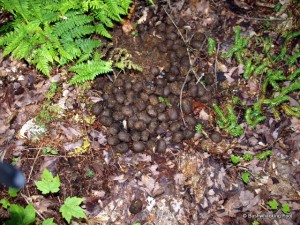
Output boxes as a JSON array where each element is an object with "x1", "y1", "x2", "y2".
[{"x1": 69, "y1": 60, "x2": 113, "y2": 84}]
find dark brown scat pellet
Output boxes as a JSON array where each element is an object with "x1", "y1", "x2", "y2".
[
  {"x1": 115, "y1": 143, "x2": 129, "y2": 154},
  {"x1": 129, "y1": 199, "x2": 143, "y2": 214},
  {"x1": 107, "y1": 136, "x2": 120, "y2": 146},
  {"x1": 131, "y1": 131, "x2": 141, "y2": 141},
  {"x1": 211, "y1": 132, "x2": 222, "y2": 143},
  {"x1": 121, "y1": 106, "x2": 133, "y2": 117},
  {"x1": 146, "y1": 105, "x2": 158, "y2": 117},
  {"x1": 133, "y1": 120, "x2": 147, "y2": 131},
  {"x1": 172, "y1": 132, "x2": 184, "y2": 143},
  {"x1": 118, "y1": 131, "x2": 131, "y2": 142},
  {"x1": 182, "y1": 98, "x2": 193, "y2": 114},
  {"x1": 132, "y1": 141, "x2": 145, "y2": 153},
  {"x1": 157, "y1": 139, "x2": 166, "y2": 153},
  {"x1": 109, "y1": 123, "x2": 120, "y2": 135},
  {"x1": 91, "y1": 102, "x2": 103, "y2": 116},
  {"x1": 168, "y1": 108, "x2": 179, "y2": 120},
  {"x1": 100, "y1": 116, "x2": 113, "y2": 126}
]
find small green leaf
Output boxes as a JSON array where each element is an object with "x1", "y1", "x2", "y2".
[
  {"x1": 268, "y1": 199, "x2": 279, "y2": 210},
  {"x1": 274, "y1": 3, "x2": 282, "y2": 12},
  {"x1": 35, "y1": 168, "x2": 60, "y2": 194},
  {"x1": 241, "y1": 172, "x2": 250, "y2": 184},
  {"x1": 0, "y1": 198, "x2": 10, "y2": 209},
  {"x1": 281, "y1": 203, "x2": 291, "y2": 214},
  {"x1": 6, "y1": 204, "x2": 36, "y2": 225},
  {"x1": 42, "y1": 147, "x2": 58, "y2": 155},
  {"x1": 42, "y1": 218, "x2": 57, "y2": 225},
  {"x1": 256, "y1": 150, "x2": 272, "y2": 160},
  {"x1": 60, "y1": 197, "x2": 87, "y2": 224},
  {"x1": 195, "y1": 124, "x2": 203, "y2": 134},
  {"x1": 252, "y1": 221, "x2": 260, "y2": 225},
  {"x1": 208, "y1": 38, "x2": 216, "y2": 56},
  {"x1": 158, "y1": 96, "x2": 172, "y2": 106},
  {"x1": 8, "y1": 188, "x2": 20, "y2": 197},
  {"x1": 230, "y1": 154, "x2": 240, "y2": 165},
  {"x1": 242, "y1": 153, "x2": 254, "y2": 161}
]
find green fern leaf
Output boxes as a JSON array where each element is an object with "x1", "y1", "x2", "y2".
[
  {"x1": 95, "y1": 23, "x2": 112, "y2": 38},
  {"x1": 11, "y1": 40, "x2": 32, "y2": 59},
  {"x1": 62, "y1": 25, "x2": 95, "y2": 39},
  {"x1": 0, "y1": 0, "x2": 30, "y2": 19},
  {"x1": 69, "y1": 60, "x2": 113, "y2": 84},
  {"x1": 82, "y1": 0, "x2": 104, "y2": 11},
  {"x1": 77, "y1": 53, "x2": 92, "y2": 63},
  {"x1": 61, "y1": 41, "x2": 82, "y2": 59},
  {"x1": 2, "y1": 27, "x2": 26, "y2": 56},
  {"x1": 53, "y1": 12, "x2": 93, "y2": 37},
  {"x1": 104, "y1": 0, "x2": 123, "y2": 21},
  {"x1": 75, "y1": 39, "x2": 101, "y2": 54},
  {"x1": 94, "y1": 11, "x2": 114, "y2": 28},
  {"x1": 45, "y1": 0, "x2": 79, "y2": 15},
  {"x1": 33, "y1": 49, "x2": 51, "y2": 77},
  {"x1": 119, "y1": 0, "x2": 132, "y2": 10}
]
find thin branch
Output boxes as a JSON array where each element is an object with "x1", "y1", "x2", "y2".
[
  {"x1": 20, "y1": 193, "x2": 46, "y2": 221},
  {"x1": 214, "y1": 43, "x2": 220, "y2": 84},
  {"x1": 236, "y1": 14, "x2": 286, "y2": 21}
]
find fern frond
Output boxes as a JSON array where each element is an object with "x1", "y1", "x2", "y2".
[
  {"x1": 94, "y1": 11, "x2": 114, "y2": 28},
  {"x1": 0, "y1": 0, "x2": 132, "y2": 83},
  {"x1": 82, "y1": 0, "x2": 104, "y2": 11},
  {"x1": 32, "y1": 48, "x2": 51, "y2": 77},
  {"x1": 0, "y1": 0, "x2": 30, "y2": 20},
  {"x1": 104, "y1": 0, "x2": 122, "y2": 21},
  {"x1": 2, "y1": 25, "x2": 26, "y2": 56},
  {"x1": 62, "y1": 25, "x2": 95, "y2": 39},
  {"x1": 74, "y1": 39, "x2": 101, "y2": 64},
  {"x1": 53, "y1": 12, "x2": 93, "y2": 37},
  {"x1": 75, "y1": 39, "x2": 101, "y2": 54},
  {"x1": 45, "y1": 0, "x2": 80, "y2": 15},
  {"x1": 61, "y1": 40, "x2": 82, "y2": 58},
  {"x1": 95, "y1": 23, "x2": 112, "y2": 38},
  {"x1": 69, "y1": 60, "x2": 113, "y2": 84},
  {"x1": 119, "y1": 0, "x2": 132, "y2": 10},
  {"x1": 11, "y1": 40, "x2": 32, "y2": 59}
]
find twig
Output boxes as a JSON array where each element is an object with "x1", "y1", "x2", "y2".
[
  {"x1": 20, "y1": 193, "x2": 46, "y2": 221},
  {"x1": 214, "y1": 43, "x2": 220, "y2": 84},
  {"x1": 27, "y1": 148, "x2": 41, "y2": 186},
  {"x1": 179, "y1": 69, "x2": 193, "y2": 126},
  {"x1": 236, "y1": 14, "x2": 286, "y2": 21}
]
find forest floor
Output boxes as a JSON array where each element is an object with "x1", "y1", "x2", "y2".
[{"x1": 0, "y1": 0, "x2": 300, "y2": 225}]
